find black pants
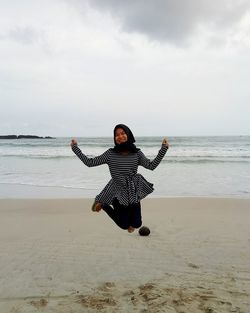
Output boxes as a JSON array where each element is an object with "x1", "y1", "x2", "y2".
[{"x1": 102, "y1": 198, "x2": 142, "y2": 230}]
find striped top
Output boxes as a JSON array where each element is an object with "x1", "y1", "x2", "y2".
[{"x1": 72, "y1": 144, "x2": 168, "y2": 206}]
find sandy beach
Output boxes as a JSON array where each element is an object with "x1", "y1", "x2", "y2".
[{"x1": 0, "y1": 197, "x2": 249, "y2": 313}]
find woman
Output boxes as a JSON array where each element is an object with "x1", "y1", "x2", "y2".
[{"x1": 71, "y1": 124, "x2": 169, "y2": 233}]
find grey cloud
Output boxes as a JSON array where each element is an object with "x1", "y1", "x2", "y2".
[
  {"x1": 87, "y1": 0, "x2": 250, "y2": 44},
  {"x1": 4, "y1": 26, "x2": 40, "y2": 44}
]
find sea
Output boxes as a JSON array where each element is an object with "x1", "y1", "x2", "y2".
[{"x1": 0, "y1": 136, "x2": 250, "y2": 198}]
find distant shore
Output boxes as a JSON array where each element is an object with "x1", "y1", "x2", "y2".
[{"x1": 0, "y1": 135, "x2": 55, "y2": 139}]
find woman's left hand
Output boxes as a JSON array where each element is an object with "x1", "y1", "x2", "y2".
[
  {"x1": 162, "y1": 138, "x2": 169, "y2": 149},
  {"x1": 71, "y1": 139, "x2": 78, "y2": 147}
]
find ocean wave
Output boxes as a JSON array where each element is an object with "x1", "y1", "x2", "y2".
[
  {"x1": 1, "y1": 154, "x2": 250, "y2": 163},
  {"x1": 164, "y1": 158, "x2": 250, "y2": 164},
  {"x1": 0, "y1": 154, "x2": 74, "y2": 159},
  {"x1": 0, "y1": 181, "x2": 98, "y2": 190}
]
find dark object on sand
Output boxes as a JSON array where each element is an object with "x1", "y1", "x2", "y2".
[{"x1": 139, "y1": 226, "x2": 150, "y2": 236}]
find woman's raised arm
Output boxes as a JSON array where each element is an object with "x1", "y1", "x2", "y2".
[
  {"x1": 138, "y1": 138, "x2": 169, "y2": 171},
  {"x1": 71, "y1": 140, "x2": 110, "y2": 167}
]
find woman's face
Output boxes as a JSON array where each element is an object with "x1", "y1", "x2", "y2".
[{"x1": 115, "y1": 128, "x2": 128, "y2": 144}]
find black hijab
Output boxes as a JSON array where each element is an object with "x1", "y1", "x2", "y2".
[{"x1": 113, "y1": 124, "x2": 139, "y2": 153}]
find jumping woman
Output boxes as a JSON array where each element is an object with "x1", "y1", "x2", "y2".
[{"x1": 71, "y1": 124, "x2": 169, "y2": 233}]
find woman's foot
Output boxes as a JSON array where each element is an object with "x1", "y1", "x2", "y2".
[
  {"x1": 128, "y1": 226, "x2": 135, "y2": 233},
  {"x1": 91, "y1": 202, "x2": 102, "y2": 212}
]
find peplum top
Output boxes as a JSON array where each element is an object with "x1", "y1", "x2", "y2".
[{"x1": 72, "y1": 144, "x2": 168, "y2": 206}]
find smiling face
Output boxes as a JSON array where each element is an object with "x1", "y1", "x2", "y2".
[{"x1": 115, "y1": 128, "x2": 128, "y2": 145}]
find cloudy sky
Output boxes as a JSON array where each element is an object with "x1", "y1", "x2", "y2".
[{"x1": 0, "y1": 0, "x2": 250, "y2": 136}]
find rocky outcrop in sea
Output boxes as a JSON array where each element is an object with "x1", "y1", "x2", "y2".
[{"x1": 0, "y1": 135, "x2": 55, "y2": 139}]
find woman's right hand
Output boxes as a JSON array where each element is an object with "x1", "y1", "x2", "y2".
[
  {"x1": 162, "y1": 138, "x2": 169, "y2": 149},
  {"x1": 71, "y1": 139, "x2": 78, "y2": 147}
]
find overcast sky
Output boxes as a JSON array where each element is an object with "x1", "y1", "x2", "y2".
[{"x1": 0, "y1": 0, "x2": 250, "y2": 136}]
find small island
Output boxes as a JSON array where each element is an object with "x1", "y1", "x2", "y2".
[{"x1": 0, "y1": 135, "x2": 55, "y2": 139}]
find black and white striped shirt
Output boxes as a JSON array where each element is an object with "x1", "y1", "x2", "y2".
[{"x1": 72, "y1": 144, "x2": 168, "y2": 205}]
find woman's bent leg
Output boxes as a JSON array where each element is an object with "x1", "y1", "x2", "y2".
[
  {"x1": 102, "y1": 200, "x2": 142, "y2": 230},
  {"x1": 102, "y1": 199, "x2": 130, "y2": 230},
  {"x1": 129, "y1": 202, "x2": 142, "y2": 228}
]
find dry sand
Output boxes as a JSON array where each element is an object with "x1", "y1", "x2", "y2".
[{"x1": 0, "y1": 197, "x2": 249, "y2": 313}]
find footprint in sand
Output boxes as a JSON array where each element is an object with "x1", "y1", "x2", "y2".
[
  {"x1": 188, "y1": 262, "x2": 200, "y2": 269},
  {"x1": 76, "y1": 282, "x2": 117, "y2": 310},
  {"x1": 30, "y1": 298, "x2": 48, "y2": 309},
  {"x1": 76, "y1": 294, "x2": 117, "y2": 310},
  {"x1": 97, "y1": 281, "x2": 116, "y2": 291}
]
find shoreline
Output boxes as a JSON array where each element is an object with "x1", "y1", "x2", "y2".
[
  {"x1": 1, "y1": 182, "x2": 250, "y2": 199},
  {"x1": 1, "y1": 197, "x2": 250, "y2": 312},
  {"x1": 1, "y1": 196, "x2": 250, "y2": 201}
]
